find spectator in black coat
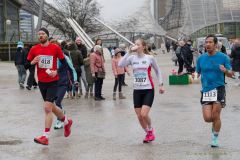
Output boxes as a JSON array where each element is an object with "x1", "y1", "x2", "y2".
[
  {"x1": 15, "y1": 41, "x2": 27, "y2": 89},
  {"x1": 25, "y1": 44, "x2": 38, "y2": 90},
  {"x1": 230, "y1": 40, "x2": 240, "y2": 86}
]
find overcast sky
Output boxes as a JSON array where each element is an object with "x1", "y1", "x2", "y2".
[
  {"x1": 96, "y1": 0, "x2": 145, "y2": 21},
  {"x1": 48, "y1": 0, "x2": 153, "y2": 21}
]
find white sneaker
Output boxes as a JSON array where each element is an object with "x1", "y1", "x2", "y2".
[
  {"x1": 19, "y1": 83, "x2": 24, "y2": 89},
  {"x1": 54, "y1": 120, "x2": 64, "y2": 129}
]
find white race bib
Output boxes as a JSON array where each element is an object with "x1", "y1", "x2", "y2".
[
  {"x1": 202, "y1": 89, "x2": 217, "y2": 102},
  {"x1": 133, "y1": 71, "x2": 149, "y2": 86},
  {"x1": 39, "y1": 56, "x2": 53, "y2": 69}
]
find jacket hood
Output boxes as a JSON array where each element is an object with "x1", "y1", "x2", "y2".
[{"x1": 66, "y1": 42, "x2": 78, "y2": 51}]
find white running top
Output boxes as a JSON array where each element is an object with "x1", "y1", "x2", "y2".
[{"x1": 119, "y1": 53, "x2": 163, "y2": 90}]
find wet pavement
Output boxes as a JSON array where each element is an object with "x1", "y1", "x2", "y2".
[{"x1": 0, "y1": 52, "x2": 240, "y2": 160}]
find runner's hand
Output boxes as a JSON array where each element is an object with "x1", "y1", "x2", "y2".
[
  {"x1": 159, "y1": 86, "x2": 165, "y2": 94},
  {"x1": 130, "y1": 45, "x2": 138, "y2": 52},
  {"x1": 74, "y1": 81, "x2": 79, "y2": 87},
  {"x1": 129, "y1": 45, "x2": 138, "y2": 53},
  {"x1": 31, "y1": 55, "x2": 40, "y2": 65},
  {"x1": 49, "y1": 70, "x2": 57, "y2": 78},
  {"x1": 219, "y1": 65, "x2": 227, "y2": 73}
]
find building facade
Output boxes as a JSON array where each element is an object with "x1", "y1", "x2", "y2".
[
  {"x1": 0, "y1": 0, "x2": 21, "y2": 42},
  {"x1": 154, "y1": 0, "x2": 240, "y2": 39},
  {"x1": 20, "y1": 9, "x2": 34, "y2": 41}
]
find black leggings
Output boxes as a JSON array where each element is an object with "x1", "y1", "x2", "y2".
[
  {"x1": 177, "y1": 57, "x2": 184, "y2": 74},
  {"x1": 113, "y1": 74, "x2": 124, "y2": 92}
]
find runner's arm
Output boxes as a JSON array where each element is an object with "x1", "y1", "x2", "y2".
[
  {"x1": 151, "y1": 57, "x2": 163, "y2": 86},
  {"x1": 65, "y1": 56, "x2": 77, "y2": 82},
  {"x1": 58, "y1": 58, "x2": 68, "y2": 73},
  {"x1": 24, "y1": 60, "x2": 32, "y2": 69},
  {"x1": 223, "y1": 56, "x2": 234, "y2": 78},
  {"x1": 24, "y1": 47, "x2": 35, "y2": 69},
  {"x1": 196, "y1": 57, "x2": 201, "y2": 78},
  {"x1": 118, "y1": 53, "x2": 132, "y2": 67}
]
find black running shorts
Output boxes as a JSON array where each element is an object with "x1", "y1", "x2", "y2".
[
  {"x1": 200, "y1": 85, "x2": 226, "y2": 108},
  {"x1": 38, "y1": 81, "x2": 58, "y2": 103},
  {"x1": 133, "y1": 89, "x2": 154, "y2": 108}
]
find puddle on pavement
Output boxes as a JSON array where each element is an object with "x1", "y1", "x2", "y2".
[
  {"x1": 232, "y1": 106, "x2": 240, "y2": 111},
  {"x1": 0, "y1": 140, "x2": 22, "y2": 145}
]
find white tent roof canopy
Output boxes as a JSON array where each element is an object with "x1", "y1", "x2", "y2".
[{"x1": 95, "y1": 0, "x2": 166, "y2": 37}]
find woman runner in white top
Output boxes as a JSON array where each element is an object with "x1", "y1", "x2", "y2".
[{"x1": 119, "y1": 38, "x2": 165, "y2": 143}]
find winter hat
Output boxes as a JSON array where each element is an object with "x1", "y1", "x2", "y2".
[
  {"x1": 94, "y1": 45, "x2": 102, "y2": 52},
  {"x1": 114, "y1": 48, "x2": 122, "y2": 55},
  {"x1": 38, "y1": 27, "x2": 49, "y2": 37},
  {"x1": 17, "y1": 41, "x2": 24, "y2": 48},
  {"x1": 119, "y1": 44, "x2": 126, "y2": 50}
]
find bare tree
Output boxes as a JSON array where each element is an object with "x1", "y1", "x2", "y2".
[{"x1": 53, "y1": 0, "x2": 103, "y2": 36}]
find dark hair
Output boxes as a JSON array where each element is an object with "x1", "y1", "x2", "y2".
[
  {"x1": 205, "y1": 34, "x2": 218, "y2": 44},
  {"x1": 95, "y1": 38, "x2": 102, "y2": 46},
  {"x1": 61, "y1": 41, "x2": 67, "y2": 48},
  {"x1": 147, "y1": 45, "x2": 152, "y2": 52},
  {"x1": 48, "y1": 37, "x2": 54, "y2": 41}
]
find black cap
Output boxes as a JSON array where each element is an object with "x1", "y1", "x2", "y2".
[{"x1": 39, "y1": 27, "x2": 49, "y2": 37}]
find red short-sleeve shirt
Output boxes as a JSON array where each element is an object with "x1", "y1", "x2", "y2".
[{"x1": 27, "y1": 43, "x2": 64, "y2": 83}]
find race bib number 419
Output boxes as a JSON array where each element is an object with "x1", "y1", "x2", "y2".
[
  {"x1": 202, "y1": 89, "x2": 217, "y2": 102},
  {"x1": 39, "y1": 56, "x2": 53, "y2": 69}
]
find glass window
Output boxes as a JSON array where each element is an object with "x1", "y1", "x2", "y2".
[
  {"x1": 207, "y1": 25, "x2": 217, "y2": 34},
  {"x1": 0, "y1": 6, "x2": 3, "y2": 41},
  {"x1": 7, "y1": 20, "x2": 19, "y2": 42},
  {"x1": 223, "y1": 23, "x2": 236, "y2": 39},
  {"x1": 232, "y1": 10, "x2": 240, "y2": 21},
  {"x1": 236, "y1": 22, "x2": 240, "y2": 37},
  {"x1": 7, "y1": 1, "x2": 18, "y2": 21}
]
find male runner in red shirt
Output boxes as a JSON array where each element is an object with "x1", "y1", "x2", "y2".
[{"x1": 25, "y1": 28, "x2": 73, "y2": 145}]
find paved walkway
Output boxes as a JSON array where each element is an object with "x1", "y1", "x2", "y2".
[{"x1": 0, "y1": 52, "x2": 240, "y2": 160}]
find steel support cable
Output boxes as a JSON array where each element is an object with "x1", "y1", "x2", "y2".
[{"x1": 66, "y1": 18, "x2": 93, "y2": 49}]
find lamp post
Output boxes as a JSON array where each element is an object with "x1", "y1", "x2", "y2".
[{"x1": 6, "y1": 19, "x2": 11, "y2": 61}]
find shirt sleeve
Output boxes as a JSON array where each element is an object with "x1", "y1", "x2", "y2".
[
  {"x1": 56, "y1": 45, "x2": 65, "y2": 60},
  {"x1": 27, "y1": 47, "x2": 35, "y2": 61},
  {"x1": 90, "y1": 53, "x2": 96, "y2": 74},
  {"x1": 150, "y1": 56, "x2": 163, "y2": 85},
  {"x1": 224, "y1": 55, "x2": 232, "y2": 70},
  {"x1": 196, "y1": 57, "x2": 201, "y2": 74},
  {"x1": 65, "y1": 55, "x2": 77, "y2": 82},
  {"x1": 118, "y1": 53, "x2": 132, "y2": 67},
  {"x1": 112, "y1": 59, "x2": 118, "y2": 76}
]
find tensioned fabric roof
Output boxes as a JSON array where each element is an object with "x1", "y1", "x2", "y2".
[
  {"x1": 95, "y1": 0, "x2": 166, "y2": 37},
  {"x1": 20, "y1": 0, "x2": 166, "y2": 37}
]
